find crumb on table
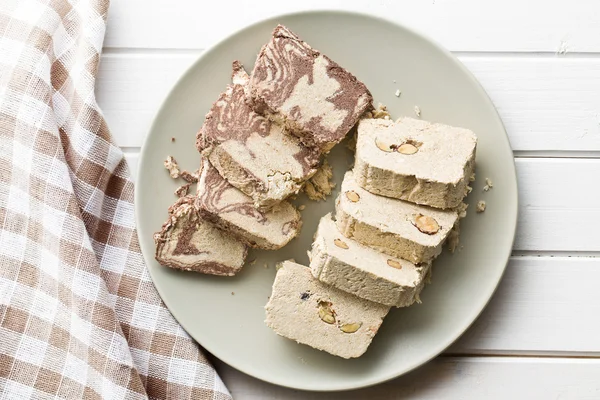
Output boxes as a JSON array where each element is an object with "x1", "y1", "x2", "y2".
[
  {"x1": 414, "y1": 105, "x2": 421, "y2": 118},
  {"x1": 394, "y1": 89, "x2": 401, "y2": 97},
  {"x1": 298, "y1": 205, "x2": 306, "y2": 211}
]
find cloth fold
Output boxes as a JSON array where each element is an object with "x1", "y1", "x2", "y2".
[{"x1": 0, "y1": 0, "x2": 231, "y2": 398}]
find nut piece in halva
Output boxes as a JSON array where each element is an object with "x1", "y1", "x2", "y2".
[
  {"x1": 318, "y1": 301, "x2": 336, "y2": 324},
  {"x1": 339, "y1": 322, "x2": 362, "y2": 333},
  {"x1": 413, "y1": 214, "x2": 440, "y2": 235},
  {"x1": 346, "y1": 190, "x2": 360, "y2": 202},
  {"x1": 397, "y1": 143, "x2": 419, "y2": 155},
  {"x1": 334, "y1": 239, "x2": 349, "y2": 249}
]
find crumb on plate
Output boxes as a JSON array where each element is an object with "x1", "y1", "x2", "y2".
[
  {"x1": 476, "y1": 200, "x2": 486, "y2": 213},
  {"x1": 164, "y1": 156, "x2": 180, "y2": 179}
]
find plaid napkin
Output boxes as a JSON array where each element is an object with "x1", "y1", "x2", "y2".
[{"x1": 0, "y1": 1, "x2": 231, "y2": 399}]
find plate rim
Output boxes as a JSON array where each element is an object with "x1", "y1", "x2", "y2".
[{"x1": 135, "y1": 9, "x2": 519, "y2": 391}]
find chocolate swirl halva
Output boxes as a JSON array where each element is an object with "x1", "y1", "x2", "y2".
[
  {"x1": 197, "y1": 61, "x2": 321, "y2": 210},
  {"x1": 154, "y1": 196, "x2": 248, "y2": 276},
  {"x1": 248, "y1": 25, "x2": 373, "y2": 151},
  {"x1": 195, "y1": 158, "x2": 301, "y2": 250}
]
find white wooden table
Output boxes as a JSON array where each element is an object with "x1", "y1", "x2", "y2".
[{"x1": 98, "y1": 2, "x2": 600, "y2": 398}]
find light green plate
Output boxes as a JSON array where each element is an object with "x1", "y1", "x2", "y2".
[{"x1": 135, "y1": 10, "x2": 518, "y2": 391}]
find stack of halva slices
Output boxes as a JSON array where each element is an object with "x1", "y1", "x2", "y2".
[
  {"x1": 154, "y1": 25, "x2": 372, "y2": 275},
  {"x1": 153, "y1": 24, "x2": 477, "y2": 359},
  {"x1": 266, "y1": 118, "x2": 477, "y2": 359}
]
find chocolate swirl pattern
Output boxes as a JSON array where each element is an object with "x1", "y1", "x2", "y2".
[
  {"x1": 197, "y1": 159, "x2": 267, "y2": 224},
  {"x1": 199, "y1": 79, "x2": 271, "y2": 148},
  {"x1": 196, "y1": 158, "x2": 301, "y2": 250},
  {"x1": 154, "y1": 196, "x2": 247, "y2": 275},
  {"x1": 249, "y1": 25, "x2": 373, "y2": 149},
  {"x1": 197, "y1": 62, "x2": 321, "y2": 209}
]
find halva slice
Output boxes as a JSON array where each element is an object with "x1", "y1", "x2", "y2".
[
  {"x1": 154, "y1": 196, "x2": 247, "y2": 276},
  {"x1": 197, "y1": 61, "x2": 321, "y2": 210},
  {"x1": 196, "y1": 158, "x2": 301, "y2": 250},
  {"x1": 265, "y1": 261, "x2": 390, "y2": 359},
  {"x1": 336, "y1": 171, "x2": 458, "y2": 264},
  {"x1": 354, "y1": 118, "x2": 477, "y2": 209},
  {"x1": 310, "y1": 214, "x2": 430, "y2": 307},
  {"x1": 248, "y1": 25, "x2": 373, "y2": 151}
]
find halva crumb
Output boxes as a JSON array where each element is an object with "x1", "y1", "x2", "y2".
[
  {"x1": 303, "y1": 159, "x2": 335, "y2": 201},
  {"x1": 483, "y1": 178, "x2": 493, "y2": 192},
  {"x1": 180, "y1": 170, "x2": 199, "y2": 183},
  {"x1": 174, "y1": 183, "x2": 191, "y2": 198},
  {"x1": 414, "y1": 106, "x2": 421, "y2": 118},
  {"x1": 164, "y1": 156, "x2": 180, "y2": 179},
  {"x1": 476, "y1": 200, "x2": 486, "y2": 213},
  {"x1": 371, "y1": 103, "x2": 391, "y2": 119}
]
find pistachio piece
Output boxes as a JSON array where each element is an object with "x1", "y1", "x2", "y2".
[
  {"x1": 334, "y1": 239, "x2": 349, "y2": 249},
  {"x1": 345, "y1": 190, "x2": 360, "y2": 202},
  {"x1": 318, "y1": 301, "x2": 335, "y2": 324},
  {"x1": 397, "y1": 143, "x2": 419, "y2": 155},
  {"x1": 413, "y1": 214, "x2": 440, "y2": 235},
  {"x1": 340, "y1": 322, "x2": 362, "y2": 333},
  {"x1": 387, "y1": 259, "x2": 403, "y2": 269}
]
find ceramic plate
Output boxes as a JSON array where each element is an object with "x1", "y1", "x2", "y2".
[{"x1": 135, "y1": 10, "x2": 518, "y2": 391}]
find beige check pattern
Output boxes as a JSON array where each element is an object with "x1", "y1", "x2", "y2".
[{"x1": 0, "y1": 0, "x2": 231, "y2": 398}]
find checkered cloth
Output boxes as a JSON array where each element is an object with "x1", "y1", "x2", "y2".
[{"x1": 0, "y1": 0, "x2": 232, "y2": 398}]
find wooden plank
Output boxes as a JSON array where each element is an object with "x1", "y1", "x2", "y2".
[
  {"x1": 98, "y1": 54, "x2": 600, "y2": 151},
  {"x1": 514, "y1": 158, "x2": 600, "y2": 252},
  {"x1": 450, "y1": 257, "x2": 600, "y2": 354},
  {"x1": 214, "y1": 357, "x2": 600, "y2": 399},
  {"x1": 461, "y1": 57, "x2": 600, "y2": 152},
  {"x1": 96, "y1": 54, "x2": 195, "y2": 148},
  {"x1": 104, "y1": 0, "x2": 600, "y2": 52}
]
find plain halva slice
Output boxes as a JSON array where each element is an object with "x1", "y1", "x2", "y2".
[
  {"x1": 354, "y1": 118, "x2": 477, "y2": 209},
  {"x1": 154, "y1": 196, "x2": 247, "y2": 276},
  {"x1": 195, "y1": 158, "x2": 301, "y2": 250},
  {"x1": 197, "y1": 61, "x2": 321, "y2": 210},
  {"x1": 310, "y1": 213, "x2": 430, "y2": 307},
  {"x1": 335, "y1": 171, "x2": 459, "y2": 264},
  {"x1": 265, "y1": 260, "x2": 390, "y2": 359},
  {"x1": 248, "y1": 25, "x2": 373, "y2": 151}
]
